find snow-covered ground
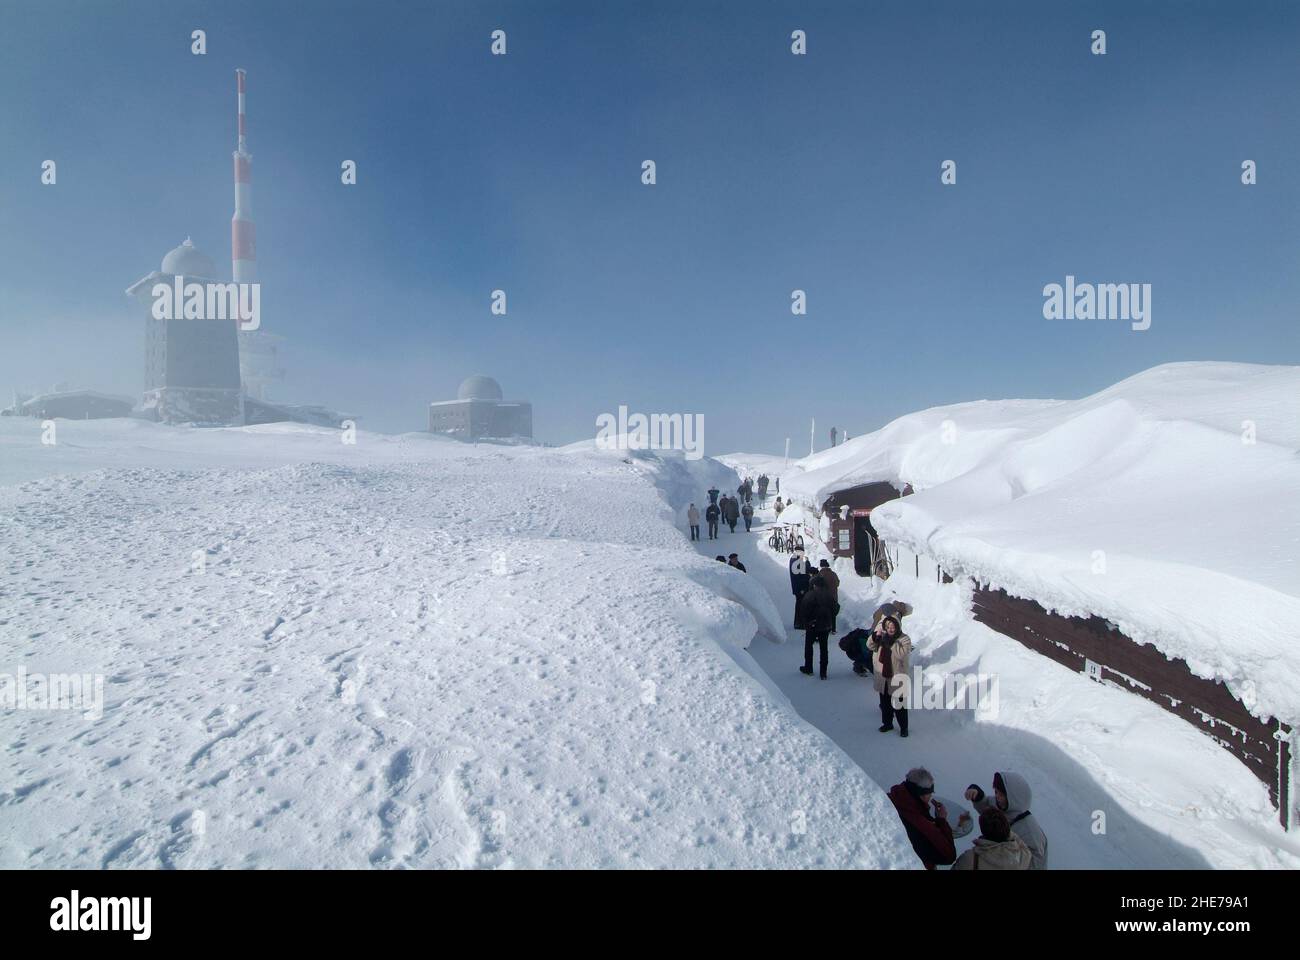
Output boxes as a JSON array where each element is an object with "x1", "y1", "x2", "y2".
[
  {"x1": 775, "y1": 362, "x2": 1300, "y2": 726},
  {"x1": 0, "y1": 418, "x2": 916, "y2": 869},
  {"x1": 718, "y1": 361, "x2": 1300, "y2": 867},
  {"x1": 690, "y1": 495, "x2": 1300, "y2": 868}
]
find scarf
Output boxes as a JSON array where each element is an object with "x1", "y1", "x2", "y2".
[{"x1": 878, "y1": 634, "x2": 895, "y2": 679}]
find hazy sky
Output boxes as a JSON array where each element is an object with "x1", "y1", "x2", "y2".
[{"x1": 2, "y1": 0, "x2": 1297, "y2": 452}]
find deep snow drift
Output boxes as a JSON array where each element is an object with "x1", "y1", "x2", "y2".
[
  {"x1": 718, "y1": 361, "x2": 1300, "y2": 867},
  {"x1": 775, "y1": 362, "x2": 1300, "y2": 727},
  {"x1": 0, "y1": 419, "x2": 915, "y2": 869}
]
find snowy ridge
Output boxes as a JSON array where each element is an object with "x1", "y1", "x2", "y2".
[
  {"x1": 779, "y1": 362, "x2": 1300, "y2": 724},
  {"x1": 0, "y1": 419, "x2": 913, "y2": 868}
]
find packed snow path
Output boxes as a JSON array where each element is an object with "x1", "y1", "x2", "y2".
[
  {"x1": 0, "y1": 421, "x2": 917, "y2": 869},
  {"x1": 693, "y1": 492, "x2": 1299, "y2": 868}
]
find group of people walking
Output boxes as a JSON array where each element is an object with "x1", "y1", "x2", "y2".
[
  {"x1": 688, "y1": 483, "x2": 757, "y2": 541},
  {"x1": 689, "y1": 476, "x2": 1051, "y2": 870},
  {"x1": 737, "y1": 474, "x2": 773, "y2": 506}
]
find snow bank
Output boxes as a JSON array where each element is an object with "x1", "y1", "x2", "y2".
[
  {"x1": 0, "y1": 418, "x2": 912, "y2": 868},
  {"x1": 782, "y1": 362, "x2": 1300, "y2": 724}
]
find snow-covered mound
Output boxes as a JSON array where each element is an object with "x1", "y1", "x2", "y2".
[
  {"x1": 782, "y1": 362, "x2": 1300, "y2": 725},
  {"x1": 0, "y1": 418, "x2": 913, "y2": 868}
]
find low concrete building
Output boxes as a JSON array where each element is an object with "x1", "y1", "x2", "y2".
[
  {"x1": 429, "y1": 376, "x2": 532, "y2": 441},
  {"x1": 4, "y1": 390, "x2": 134, "y2": 420}
]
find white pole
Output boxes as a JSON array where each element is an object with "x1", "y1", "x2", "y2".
[{"x1": 809, "y1": 417, "x2": 815, "y2": 456}]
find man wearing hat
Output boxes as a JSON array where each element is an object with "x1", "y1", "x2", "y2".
[{"x1": 887, "y1": 767, "x2": 957, "y2": 869}]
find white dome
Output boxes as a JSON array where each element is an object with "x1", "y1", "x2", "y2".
[
  {"x1": 457, "y1": 375, "x2": 503, "y2": 401},
  {"x1": 161, "y1": 237, "x2": 217, "y2": 278}
]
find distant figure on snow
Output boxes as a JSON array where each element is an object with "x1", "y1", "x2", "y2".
[
  {"x1": 888, "y1": 767, "x2": 957, "y2": 870},
  {"x1": 774, "y1": 497, "x2": 785, "y2": 516},
  {"x1": 707, "y1": 486, "x2": 720, "y2": 506},
  {"x1": 741, "y1": 500, "x2": 754, "y2": 531},
  {"x1": 705, "y1": 501, "x2": 720, "y2": 540},
  {"x1": 965, "y1": 772, "x2": 1048, "y2": 869},
  {"x1": 723, "y1": 495, "x2": 740, "y2": 532},
  {"x1": 687, "y1": 503, "x2": 700, "y2": 542}
]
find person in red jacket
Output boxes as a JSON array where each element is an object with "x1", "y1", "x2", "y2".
[{"x1": 887, "y1": 767, "x2": 956, "y2": 869}]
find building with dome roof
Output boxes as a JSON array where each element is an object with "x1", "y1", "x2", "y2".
[
  {"x1": 429, "y1": 376, "x2": 532, "y2": 441},
  {"x1": 125, "y1": 237, "x2": 243, "y2": 424}
]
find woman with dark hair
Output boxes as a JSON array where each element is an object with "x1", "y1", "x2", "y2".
[{"x1": 868, "y1": 614, "x2": 912, "y2": 736}]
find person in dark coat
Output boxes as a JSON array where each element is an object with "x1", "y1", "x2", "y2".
[
  {"x1": 888, "y1": 767, "x2": 957, "y2": 870},
  {"x1": 757, "y1": 474, "x2": 769, "y2": 503},
  {"x1": 838, "y1": 626, "x2": 874, "y2": 676},
  {"x1": 788, "y1": 553, "x2": 811, "y2": 627},
  {"x1": 705, "y1": 502, "x2": 720, "y2": 540},
  {"x1": 741, "y1": 501, "x2": 754, "y2": 531},
  {"x1": 723, "y1": 496, "x2": 740, "y2": 532},
  {"x1": 797, "y1": 575, "x2": 837, "y2": 679},
  {"x1": 707, "y1": 486, "x2": 720, "y2": 507},
  {"x1": 817, "y1": 559, "x2": 840, "y2": 632},
  {"x1": 727, "y1": 553, "x2": 747, "y2": 573}
]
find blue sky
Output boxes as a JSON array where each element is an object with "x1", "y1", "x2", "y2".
[{"x1": 1, "y1": 0, "x2": 1297, "y2": 451}]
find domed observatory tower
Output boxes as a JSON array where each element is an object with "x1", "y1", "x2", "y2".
[
  {"x1": 428, "y1": 375, "x2": 533, "y2": 441},
  {"x1": 125, "y1": 238, "x2": 243, "y2": 424}
]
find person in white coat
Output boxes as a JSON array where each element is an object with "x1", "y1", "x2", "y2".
[
  {"x1": 951, "y1": 807, "x2": 1032, "y2": 870},
  {"x1": 965, "y1": 771, "x2": 1049, "y2": 869},
  {"x1": 868, "y1": 615, "x2": 912, "y2": 737},
  {"x1": 687, "y1": 503, "x2": 700, "y2": 541}
]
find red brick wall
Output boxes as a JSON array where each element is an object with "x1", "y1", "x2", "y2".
[{"x1": 972, "y1": 584, "x2": 1291, "y2": 828}]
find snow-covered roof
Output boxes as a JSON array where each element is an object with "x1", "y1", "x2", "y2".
[
  {"x1": 20, "y1": 389, "x2": 135, "y2": 408},
  {"x1": 785, "y1": 362, "x2": 1300, "y2": 724}
]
